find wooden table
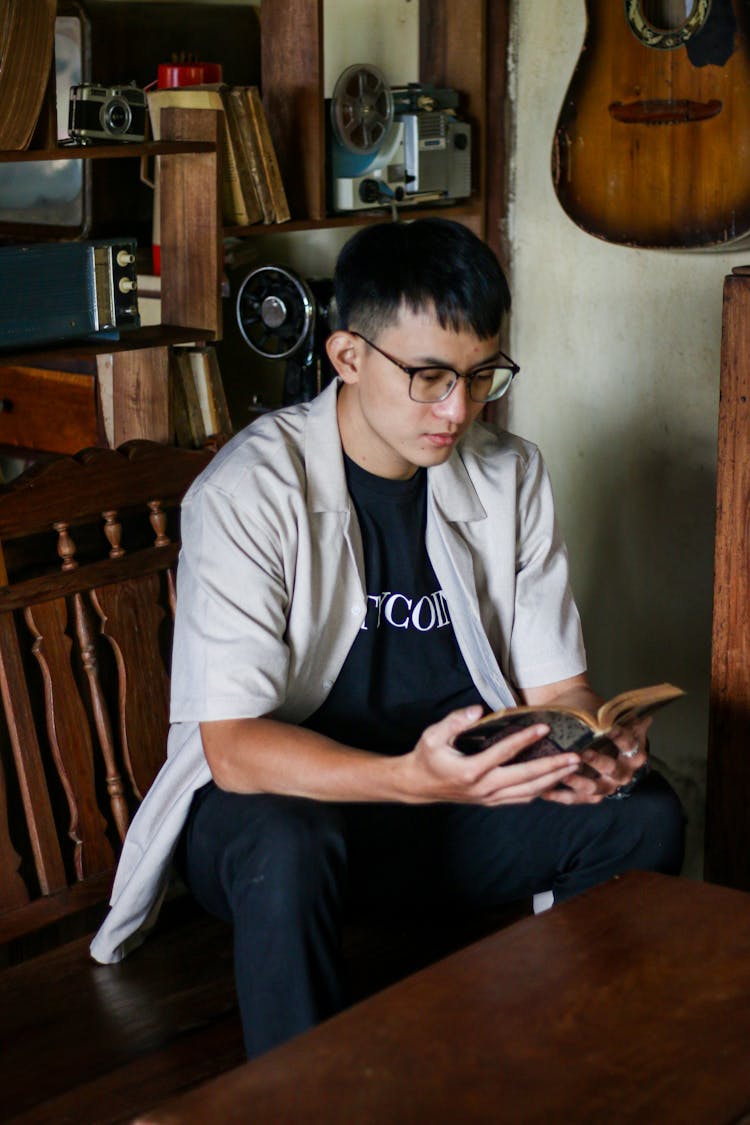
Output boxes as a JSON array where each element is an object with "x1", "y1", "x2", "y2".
[{"x1": 135, "y1": 872, "x2": 750, "y2": 1124}]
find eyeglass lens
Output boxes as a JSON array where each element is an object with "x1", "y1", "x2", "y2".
[{"x1": 410, "y1": 366, "x2": 515, "y2": 404}]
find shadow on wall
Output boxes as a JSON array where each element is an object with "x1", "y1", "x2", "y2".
[{"x1": 574, "y1": 435, "x2": 716, "y2": 880}]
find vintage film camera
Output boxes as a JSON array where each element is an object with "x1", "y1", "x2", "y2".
[
  {"x1": 235, "y1": 265, "x2": 336, "y2": 405},
  {"x1": 68, "y1": 82, "x2": 147, "y2": 143},
  {"x1": 328, "y1": 64, "x2": 472, "y2": 213}
]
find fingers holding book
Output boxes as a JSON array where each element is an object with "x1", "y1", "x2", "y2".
[
  {"x1": 460, "y1": 723, "x2": 585, "y2": 806},
  {"x1": 402, "y1": 708, "x2": 582, "y2": 806},
  {"x1": 549, "y1": 716, "x2": 653, "y2": 805}
]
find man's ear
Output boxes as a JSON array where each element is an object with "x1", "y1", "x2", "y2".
[{"x1": 326, "y1": 330, "x2": 361, "y2": 385}]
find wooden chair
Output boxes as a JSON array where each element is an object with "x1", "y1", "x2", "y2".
[
  {"x1": 0, "y1": 441, "x2": 214, "y2": 952},
  {"x1": 0, "y1": 438, "x2": 527, "y2": 1122},
  {"x1": 0, "y1": 441, "x2": 250, "y2": 1121}
]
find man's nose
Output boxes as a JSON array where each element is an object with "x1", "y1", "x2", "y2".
[{"x1": 432, "y1": 376, "x2": 470, "y2": 423}]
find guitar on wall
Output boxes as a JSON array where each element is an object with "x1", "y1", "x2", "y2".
[{"x1": 552, "y1": 1, "x2": 750, "y2": 249}]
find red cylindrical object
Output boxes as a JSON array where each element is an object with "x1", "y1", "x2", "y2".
[{"x1": 157, "y1": 62, "x2": 223, "y2": 89}]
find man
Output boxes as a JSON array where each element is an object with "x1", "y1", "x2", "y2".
[{"x1": 91, "y1": 218, "x2": 684, "y2": 1057}]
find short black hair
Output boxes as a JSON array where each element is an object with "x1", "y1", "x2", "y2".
[{"x1": 333, "y1": 217, "x2": 511, "y2": 340}]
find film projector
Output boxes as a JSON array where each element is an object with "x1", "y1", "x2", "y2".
[
  {"x1": 235, "y1": 265, "x2": 336, "y2": 405},
  {"x1": 328, "y1": 63, "x2": 472, "y2": 213}
]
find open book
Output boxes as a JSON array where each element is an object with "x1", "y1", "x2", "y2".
[{"x1": 453, "y1": 683, "x2": 685, "y2": 763}]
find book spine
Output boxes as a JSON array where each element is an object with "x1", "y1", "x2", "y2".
[
  {"x1": 244, "y1": 86, "x2": 291, "y2": 224},
  {"x1": 171, "y1": 348, "x2": 206, "y2": 447},
  {"x1": 229, "y1": 86, "x2": 275, "y2": 224},
  {"x1": 222, "y1": 88, "x2": 263, "y2": 226},
  {"x1": 217, "y1": 111, "x2": 251, "y2": 227},
  {"x1": 179, "y1": 345, "x2": 232, "y2": 438}
]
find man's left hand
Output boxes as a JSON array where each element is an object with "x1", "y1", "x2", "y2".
[{"x1": 542, "y1": 716, "x2": 652, "y2": 805}]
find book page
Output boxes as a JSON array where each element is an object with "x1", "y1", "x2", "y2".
[{"x1": 598, "y1": 683, "x2": 685, "y2": 730}]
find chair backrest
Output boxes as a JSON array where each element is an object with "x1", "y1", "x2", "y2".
[{"x1": 0, "y1": 440, "x2": 212, "y2": 939}]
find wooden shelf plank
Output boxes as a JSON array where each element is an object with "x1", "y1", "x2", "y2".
[
  {"x1": 0, "y1": 326, "x2": 215, "y2": 367},
  {"x1": 224, "y1": 201, "x2": 483, "y2": 238},
  {"x1": 0, "y1": 141, "x2": 215, "y2": 163}
]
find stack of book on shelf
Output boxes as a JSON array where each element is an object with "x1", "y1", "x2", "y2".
[
  {"x1": 147, "y1": 84, "x2": 291, "y2": 227},
  {"x1": 171, "y1": 344, "x2": 233, "y2": 447}
]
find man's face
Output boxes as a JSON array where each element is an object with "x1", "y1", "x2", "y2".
[{"x1": 334, "y1": 306, "x2": 499, "y2": 480}]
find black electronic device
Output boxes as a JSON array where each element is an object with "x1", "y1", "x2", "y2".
[
  {"x1": 0, "y1": 238, "x2": 140, "y2": 351},
  {"x1": 235, "y1": 265, "x2": 336, "y2": 405}
]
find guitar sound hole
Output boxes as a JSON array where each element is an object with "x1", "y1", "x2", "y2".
[
  {"x1": 626, "y1": 0, "x2": 711, "y2": 48},
  {"x1": 641, "y1": 1, "x2": 695, "y2": 31}
]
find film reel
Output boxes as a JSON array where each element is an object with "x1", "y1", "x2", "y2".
[
  {"x1": 330, "y1": 63, "x2": 394, "y2": 155},
  {"x1": 236, "y1": 265, "x2": 315, "y2": 359}
]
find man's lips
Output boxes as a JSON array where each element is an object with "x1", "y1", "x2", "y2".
[{"x1": 424, "y1": 432, "x2": 458, "y2": 448}]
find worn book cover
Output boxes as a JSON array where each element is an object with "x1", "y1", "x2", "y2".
[
  {"x1": 171, "y1": 348, "x2": 206, "y2": 448},
  {"x1": 243, "y1": 86, "x2": 291, "y2": 224},
  {"x1": 171, "y1": 345, "x2": 232, "y2": 446},
  {"x1": 453, "y1": 682, "x2": 685, "y2": 763},
  {"x1": 223, "y1": 85, "x2": 274, "y2": 222},
  {"x1": 222, "y1": 86, "x2": 264, "y2": 226}
]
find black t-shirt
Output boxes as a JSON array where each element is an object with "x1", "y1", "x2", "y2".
[{"x1": 302, "y1": 455, "x2": 485, "y2": 755}]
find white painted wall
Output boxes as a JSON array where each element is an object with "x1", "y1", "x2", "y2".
[
  {"x1": 507, "y1": 1, "x2": 750, "y2": 878},
  {"x1": 324, "y1": 0, "x2": 418, "y2": 94}
]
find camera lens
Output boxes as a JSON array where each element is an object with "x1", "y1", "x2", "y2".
[{"x1": 101, "y1": 96, "x2": 132, "y2": 136}]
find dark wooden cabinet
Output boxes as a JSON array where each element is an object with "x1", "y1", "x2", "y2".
[{"x1": 706, "y1": 267, "x2": 750, "y2": 891}]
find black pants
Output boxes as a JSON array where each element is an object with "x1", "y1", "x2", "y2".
[{"x1": 179, "y1": 772, "x2": 684, "y2": 1058}]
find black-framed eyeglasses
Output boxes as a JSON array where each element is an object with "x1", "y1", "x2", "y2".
[{"x1": 351, "y1": 332, "x2": 520, "y2": 404}]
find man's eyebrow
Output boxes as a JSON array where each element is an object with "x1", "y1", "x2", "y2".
[{"x1": 410, "y1": 349, "x2": 503, "y2": 370}]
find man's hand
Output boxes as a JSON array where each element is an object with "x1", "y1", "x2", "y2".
[
  {"x1": 542, "y1": 716, "x2": 652, "y2": 805},
  {"x1": 395, "y1": 705, "x2": 582, "y2": 807},
  {"x1": 517, "y1": 673, "x2": 653, "y2": 807}
]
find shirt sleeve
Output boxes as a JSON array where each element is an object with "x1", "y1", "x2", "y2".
[
  {"x1": 169, "y1": 481, "x2": 291, "y2": 722},
  {"x1": 507, "y1": 446, "x2": 587, "y2": 689}
]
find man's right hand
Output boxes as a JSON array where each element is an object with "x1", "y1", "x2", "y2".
[
  {"x1": 201, "y1": 709, "x2": 580, "y2": 806},
  {"x1": 395, "y1": 705, "x2": 581, "y2": 807}
]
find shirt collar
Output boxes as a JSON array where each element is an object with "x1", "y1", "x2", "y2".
[{"x1": 305, "y1": 380, "x2": 350, "y2": 513}]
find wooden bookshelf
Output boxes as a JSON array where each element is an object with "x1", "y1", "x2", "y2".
[
  {"x1": 0, "y1": 0, "x2": 510, "y2": 451},
  {"x1": 260, "y1": 0, "x2": 495, "y2": 241},
  {"x1": 0, "y1": 109, "x2": 220, "y2": 453}
]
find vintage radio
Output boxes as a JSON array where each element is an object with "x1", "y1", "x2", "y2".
[{"x1": 0, "y1": 237, "x2": 139, "y2": 350}]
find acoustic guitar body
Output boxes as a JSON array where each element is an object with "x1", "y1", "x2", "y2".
[{"x1": 552, "y1": 0, "x2": 750, "y2": 248}]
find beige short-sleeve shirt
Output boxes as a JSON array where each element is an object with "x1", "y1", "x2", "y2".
[{"x1": 91, "y1": 380, "x2": 585, "y2": 964}]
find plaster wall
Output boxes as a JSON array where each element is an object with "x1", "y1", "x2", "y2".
[{"x1": 507, "y1": 0, "x2": 750, "y2": 878}]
